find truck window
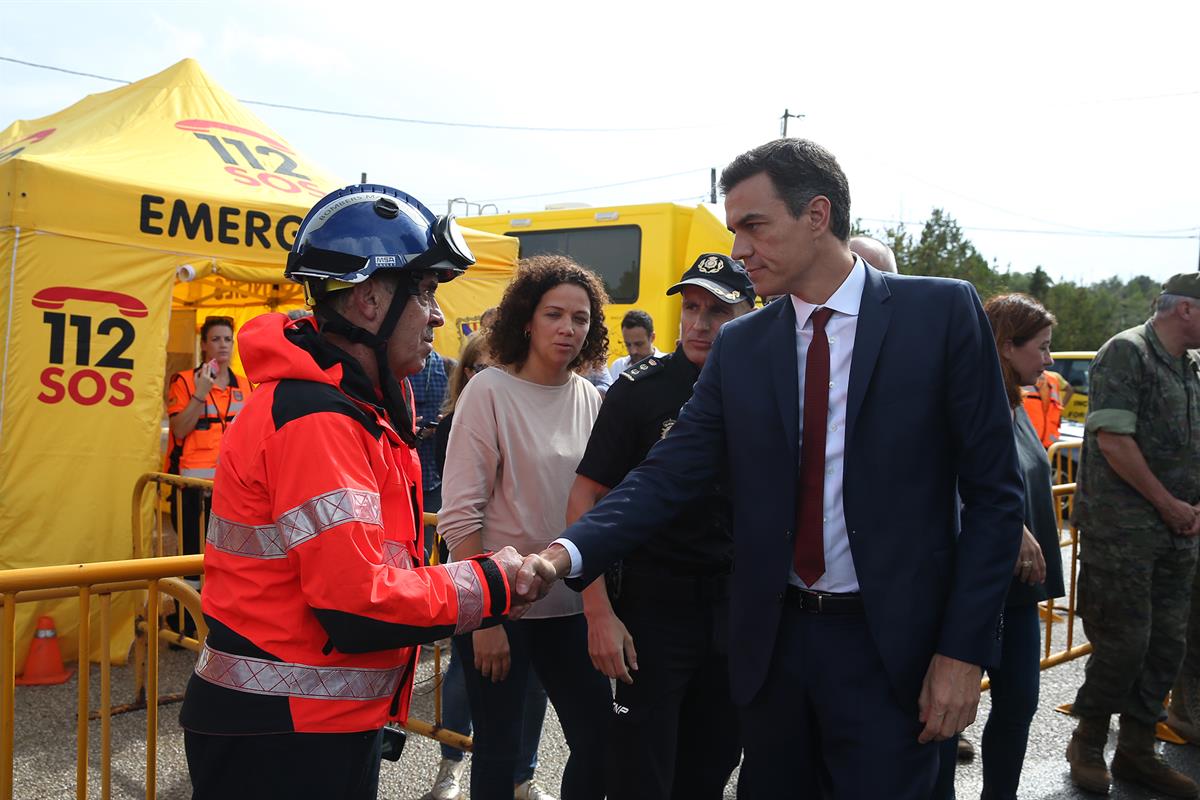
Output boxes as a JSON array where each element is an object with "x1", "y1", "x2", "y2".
[
  {"x1": 1052, "y1": 358, "x2": 1091, "y2": 395},
  {"x1": 508, "y1": 226, "x2": 641, "y2": 304}
]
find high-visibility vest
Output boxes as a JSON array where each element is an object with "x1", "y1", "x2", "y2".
[
  {"x1": 165, "y1": 368, "x2": 250, "y2": 478},
  {"x1": 1022, "y1": 370, "x2": 1063, "y2": 448}
]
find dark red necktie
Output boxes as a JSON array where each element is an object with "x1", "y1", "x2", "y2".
[{"x1": 794, "y1": 307, "x2": 834, "y2": 585}]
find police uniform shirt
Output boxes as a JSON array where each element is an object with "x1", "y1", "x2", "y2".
[{"x1": 575, "y1": 345, "x2": 733, "y2": 575}]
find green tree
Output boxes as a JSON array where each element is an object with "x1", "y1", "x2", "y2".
[
  {"x1": 1028, "y1": 267, "x2": 1052, "y2": 301},
  {"x1": 856, "y1": 208, "x2": 1164, "y2": 352}
]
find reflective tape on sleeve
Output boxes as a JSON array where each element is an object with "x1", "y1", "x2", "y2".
[
  {"x1": 444, "y1": 561, "x2": 484, "y2": 635},
  {"x1": 194, "y1": 643, "x2": 405, "y2": 700},
  {"x1": 207, "y1": 488, "x2": 382, "y2": 559},
  {"x1": 383, "y1": 540, "x2": 413, "y2": 569}
]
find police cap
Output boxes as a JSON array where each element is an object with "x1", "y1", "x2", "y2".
[{"x1": 666, "y1": 253, "x2": 756, "y2": 305}]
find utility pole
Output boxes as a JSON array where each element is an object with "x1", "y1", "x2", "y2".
[
  {"x1": 780, "y1": 108, "x2": 805, "y2": 137},
  {"x1": 710, "y1": 168, "x2": 717, "y2": 204}
]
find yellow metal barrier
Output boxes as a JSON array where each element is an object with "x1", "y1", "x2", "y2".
[
  {"x1": 1048, "y1": 440, "x2": 1082, "y2": 496},
  {"x1": 0, "y1": 554, "x2": 204, "y2": 800}
]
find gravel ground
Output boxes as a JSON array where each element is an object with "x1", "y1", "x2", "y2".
[{"x1": 11, "y1": 545, "x2": 1200, "y2": 799}]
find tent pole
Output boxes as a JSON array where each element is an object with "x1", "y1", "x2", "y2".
[{"x1": 0, "y1": 226, "x2": 20, "y2": 453}]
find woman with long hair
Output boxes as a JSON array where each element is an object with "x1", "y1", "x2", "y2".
[
  {"x1": 935, "y1": 293, "x2": 1065, "y2": 799},
  {"x1": 438, "y1": 256, "x2": 612, "y2": 800}
]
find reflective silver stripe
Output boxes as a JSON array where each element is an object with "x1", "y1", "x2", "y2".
[
  {"x1": 207, "y1": 514, "x2": 286, "y2": 559},
  {"x1": 445, "y1": 561, "x2": 484, "y2": 635},
  {"x1": 207, "y1": 488, "x2": 382, "y2": 559},
  {"x1": 383, "y1": 540, "x2": 412, "y2": 570},
  {"x1": 276, "y1": 488, "x2": 382, "y2": 551},
  {"x1": 182, "y1": 467, "x2": 216, "y2": 479},
  {"x1": 195, "y1": 643, "x2": 405, "y2": 701}
]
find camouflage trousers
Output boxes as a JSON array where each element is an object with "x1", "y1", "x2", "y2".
[
  {"x1": 1073, "y1": 536, "x2": 1198, "y2": 725},
  {"x1": 1173, "y1": 553, "x2": 1200, "y2": 722}
]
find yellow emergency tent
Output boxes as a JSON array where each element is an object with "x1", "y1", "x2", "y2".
[{"x1": 0, "y1": 58, "x2": 517, "y2": 666}]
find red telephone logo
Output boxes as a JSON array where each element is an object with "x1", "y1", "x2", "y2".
[
  {"x1": 32, "y1": 286, "x2": 148, "y2": 318},
  {"x1": 0, "y1": 128, "x2": 56, "y2": 165},
  {"x1": 32, "y1": 286, "x2": 141, "y2": 407}
]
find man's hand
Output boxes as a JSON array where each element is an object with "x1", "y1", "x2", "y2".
[
  {"x1": 1156, "y1": 496, "x2": 1199, "y2": 535},
  {"x1": 514, "y1": 544, "x2": 571, "y2": 603},
  {"x1": 917, "y1": 654, "x2": 982, "y2": 744},
  {"x1": 586, "y1": 610, "x2": 638, "y2": 684}
]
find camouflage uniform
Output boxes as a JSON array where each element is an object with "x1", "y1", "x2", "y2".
[{"x1": 1072, "y1": 320, "x2": 1200, "y2": 725}]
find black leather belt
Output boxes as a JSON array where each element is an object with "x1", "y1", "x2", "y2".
[{"x1": 785, "y1": 585, "x2": 865, "y2": 614}]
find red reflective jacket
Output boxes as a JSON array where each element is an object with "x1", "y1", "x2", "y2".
[{"x1": 180, "y1": 314, "x2": 512, "y2": 735}]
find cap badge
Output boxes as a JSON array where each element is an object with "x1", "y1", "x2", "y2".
[{"x1": 698, "y1": 256, "x2": 723, "y2": 274}]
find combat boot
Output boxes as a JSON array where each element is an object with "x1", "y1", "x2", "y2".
[
  {"x1": 1170, "y1": 675, "x2": 1200, "y2": 746},
  {"x1": 1111, "y1": 715, "x2": 1200, "y2": 798},
  {"x1": 1066, "y1": 715, "x2": 1112, "y2": 794}
]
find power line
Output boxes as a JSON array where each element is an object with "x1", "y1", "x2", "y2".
[
  {"x1": 0, "y1": 55, "x2": 716, "y2": 133},
  {"x1": 857, "y1": 216, "x2": 1199, "y2": 241},
  {"x1": 477, "y1": 168, "x2": 709, "y2": 203}
]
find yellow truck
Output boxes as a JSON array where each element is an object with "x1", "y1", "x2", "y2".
[
  {"x1": 1051, "y1": 351, "x2": 1097, "y2": 423},
  {"x1": 461, "y1": 202, "x2": 734, "y2": 365}
]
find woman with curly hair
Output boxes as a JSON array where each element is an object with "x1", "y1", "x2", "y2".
[{"x1": 438, "y1": 255, "x2": 612, "y2": 800}]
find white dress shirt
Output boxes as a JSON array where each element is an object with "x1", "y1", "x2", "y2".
[
  {"x1": 556, "y1": 258, "x2": 870, "y2": 584},
  {"x1": 788, "y1": 259, "x2": 865, "y2": 593}
]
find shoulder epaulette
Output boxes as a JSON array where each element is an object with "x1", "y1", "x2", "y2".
[{"x1": 621, "y1": 355, "x2": 669, "y2": 382}]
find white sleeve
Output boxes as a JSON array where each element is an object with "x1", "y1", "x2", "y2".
[{"x1": 550, "y1": 538, "x2": 583, "y2": 578}]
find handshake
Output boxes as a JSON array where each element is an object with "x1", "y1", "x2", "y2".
[{"x1": 489, "y1": 544, "x2": 574, "y2": 617}]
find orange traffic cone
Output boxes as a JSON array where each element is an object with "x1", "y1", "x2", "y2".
[{"x1": 15, "y1": 616, "x2": 74, "y2": 686}]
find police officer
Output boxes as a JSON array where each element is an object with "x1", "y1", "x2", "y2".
[
  {"x1": 1067, "y1": 272, "x2": 1200, "y2": 797},
  {"x1": 566, "y1": 253, "x2": 755, "y2": 799}
]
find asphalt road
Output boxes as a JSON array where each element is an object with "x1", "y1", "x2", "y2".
[{"x1": 10, "y1": 626, "x2": 1200, "y2": 798}]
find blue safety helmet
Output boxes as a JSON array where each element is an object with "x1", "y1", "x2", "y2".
[{"x1": 286, "y1": 184, "x2": 474, "y2": 292}]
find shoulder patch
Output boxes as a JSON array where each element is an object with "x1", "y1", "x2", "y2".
[{"x1": 620, "y1": 355, "x2": 669, "y2": 382}]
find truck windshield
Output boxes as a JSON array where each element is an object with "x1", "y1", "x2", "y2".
[{"x1": 509, "y1": 225, "x2": 642, "y2": 303}]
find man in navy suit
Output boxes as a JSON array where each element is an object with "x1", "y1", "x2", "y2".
[{"x1": 517, "y1": 139, "x2": 1024, "y2": 797}]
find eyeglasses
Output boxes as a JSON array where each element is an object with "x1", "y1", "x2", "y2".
[{"x1": 405, "y1": 277, "x2": 441, "y2": 309}]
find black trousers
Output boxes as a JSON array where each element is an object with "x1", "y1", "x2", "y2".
[
  {"x1": 606, "y1": 571, "x2": 741, "y2": 799},
  {"x1": 184, "y1": 728, "x2": 383, "y2": 800}
]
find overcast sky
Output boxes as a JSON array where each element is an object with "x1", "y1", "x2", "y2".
[{"x1": 3, "y1": 0, "x2": 1198, "y2": 285}]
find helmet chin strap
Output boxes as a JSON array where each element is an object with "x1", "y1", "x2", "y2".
[{"x1": 318, "y1": 280, "x2": 418, "y2": 447}]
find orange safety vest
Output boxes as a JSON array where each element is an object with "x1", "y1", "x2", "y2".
[
  {"x1": 165, "y1": 368, "x2": 250, "y2": 478},
  {"x1": 1021, "y1": 371, "x2": 1063, "y2": 448}
]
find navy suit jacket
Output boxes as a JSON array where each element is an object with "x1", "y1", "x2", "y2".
[{"x1": 563, "y1": 266, "x2": 1024, "y2": 708}]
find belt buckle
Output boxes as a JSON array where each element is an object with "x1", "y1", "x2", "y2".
[{"x1": 814, "y1": 592, "x2": 825, "y2": 613}]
